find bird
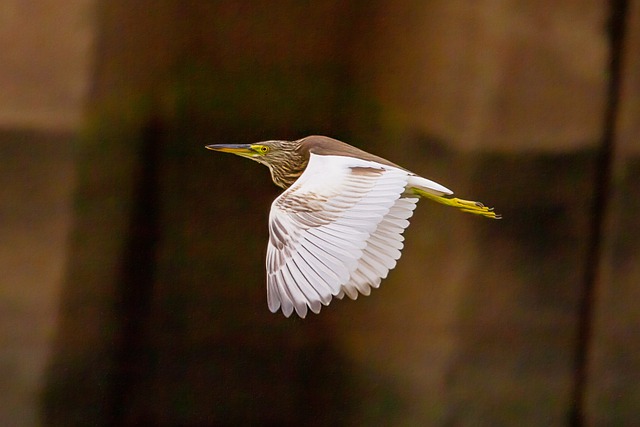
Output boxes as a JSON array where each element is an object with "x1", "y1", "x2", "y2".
[{"x1": 206, "y1": 135, "x2": 499, "y2": 318}]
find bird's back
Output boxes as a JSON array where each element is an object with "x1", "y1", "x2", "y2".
[{"x1": 301, "y1": 135, "x2": 404, "y2": 170}]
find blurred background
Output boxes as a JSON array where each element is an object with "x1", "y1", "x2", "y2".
[{"x1": 1, "y1": 0, "x2": 639, "y2": 425}]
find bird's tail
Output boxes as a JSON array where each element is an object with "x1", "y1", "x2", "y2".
[{"x1": 412, "y1": 188, "x2": 501, "y2": 219}]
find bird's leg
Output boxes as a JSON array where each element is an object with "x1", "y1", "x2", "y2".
[{"x1": 411, "y1": 188, "x2": 501, "y2": 219}]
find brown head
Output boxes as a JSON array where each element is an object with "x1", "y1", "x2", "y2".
[
  {"x1": 206, "y1": 139, "x2": 310, "y2": 189},
  {"x1": 206, "y1": 135, "x2": 401, "y2": 189}
]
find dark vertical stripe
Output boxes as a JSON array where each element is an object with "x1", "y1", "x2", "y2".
[
  {"x1": 108, "y1": 116, "x2": 162, "y2": 426},
  {"x1": 569, "y1": 1, "x2": 629, "y2": 425}
]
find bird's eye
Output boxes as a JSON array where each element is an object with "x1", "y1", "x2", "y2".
[{"x1": 259, "y1": 145, "x2": 269, "y2": 154}]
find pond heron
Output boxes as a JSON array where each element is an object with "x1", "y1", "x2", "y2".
[{"x1": 207, "y1": 135, "x2": 499, "y2": 318}]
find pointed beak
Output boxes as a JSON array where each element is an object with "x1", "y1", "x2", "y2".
[{"x1": 205, "y1": 144, "x2": 255, "y2": 156}]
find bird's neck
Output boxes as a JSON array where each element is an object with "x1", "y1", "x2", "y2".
[{"x1": 270, "y1": 159, "x2": 308, "y2": 189}]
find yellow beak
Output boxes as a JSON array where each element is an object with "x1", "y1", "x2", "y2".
[{"x1": 205, "y1": 144, "x2": 256, "y2": 155}]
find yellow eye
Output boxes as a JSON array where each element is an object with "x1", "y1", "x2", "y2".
[{"x1": 258, "y1": 145, "x2": 269, "y2": 154}]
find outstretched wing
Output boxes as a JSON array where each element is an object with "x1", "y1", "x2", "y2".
[{"x1": 266, "y1": 153, "x2": 417, "y2": 318}]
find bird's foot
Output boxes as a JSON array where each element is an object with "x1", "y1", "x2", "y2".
[
  {"x1": 449, "y1": 197, "x2": 501, "y2": 219},
  {"x1": 413, "y1": 188, "x2": 501, "y2": 219}
]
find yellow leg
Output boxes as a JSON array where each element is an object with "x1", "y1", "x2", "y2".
[{"x1": 412, "y1": 188, "x2": 501, "y2": 219}]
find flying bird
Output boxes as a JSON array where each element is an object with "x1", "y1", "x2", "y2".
[{"x1": 206, "y1": 135, "x2": 499, "y2": 318}]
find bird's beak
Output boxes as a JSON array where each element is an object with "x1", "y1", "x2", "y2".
[{"x1": 205, "y1": 144, "x2": 256, "y2": 158}]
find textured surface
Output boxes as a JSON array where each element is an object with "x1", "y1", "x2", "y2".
[
  {"x1": 0, "y1": 0, "x2": 95, "y2": 129},
  {"x1": 587, "y1": 0, "x2": 640, "y2": 421},
  {"x1": 0, "y1": 131, "x2": 75, "y2": 426},
  {"x1": 2, "y1": 0, "x2": 639, "y2": 425}
]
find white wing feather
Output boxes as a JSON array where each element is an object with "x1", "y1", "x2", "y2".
[
  {"x1": 407, "y1": 174, "x2": 453, "y2": 196},
  {"x1": 266, "y1": 154, "x2": 417, "y2": 318}
]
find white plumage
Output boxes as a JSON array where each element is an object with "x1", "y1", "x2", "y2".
[
  {"x1": 206, "y1": 135, "x2": 499, "y2": 318},
  {"x1": 266, "y1": 154, "x2": 441, "y2": 318}
]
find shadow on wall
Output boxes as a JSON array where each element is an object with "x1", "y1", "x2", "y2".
[{"x1": 37, "y1": 0, "x2": 640, "y2": 425}]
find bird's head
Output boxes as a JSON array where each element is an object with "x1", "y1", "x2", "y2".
[{"x1": 206, "y1": 139, "x2": 309, "y2": 189}]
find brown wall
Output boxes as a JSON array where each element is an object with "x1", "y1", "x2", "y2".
[
  {"x1": 587, "y1": 0, "x2": 640, "y2": 422},
  {"x1": 0, "y1": 1, "x2": 92, "y2": 425},
  {"x1": 2, "y1": 1, "x2": 638, "y2": 425}
]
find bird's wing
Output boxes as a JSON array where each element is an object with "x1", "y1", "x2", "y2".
[
  {"x1": 267, "y1": 154, "x2": 415, "y2": 318},
  {"x1": 336, "y1": 195, "x2": 418, "y2": 300},
  {"x1": 406, "y1": 174, "x2": 452, "y2": 196}
]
